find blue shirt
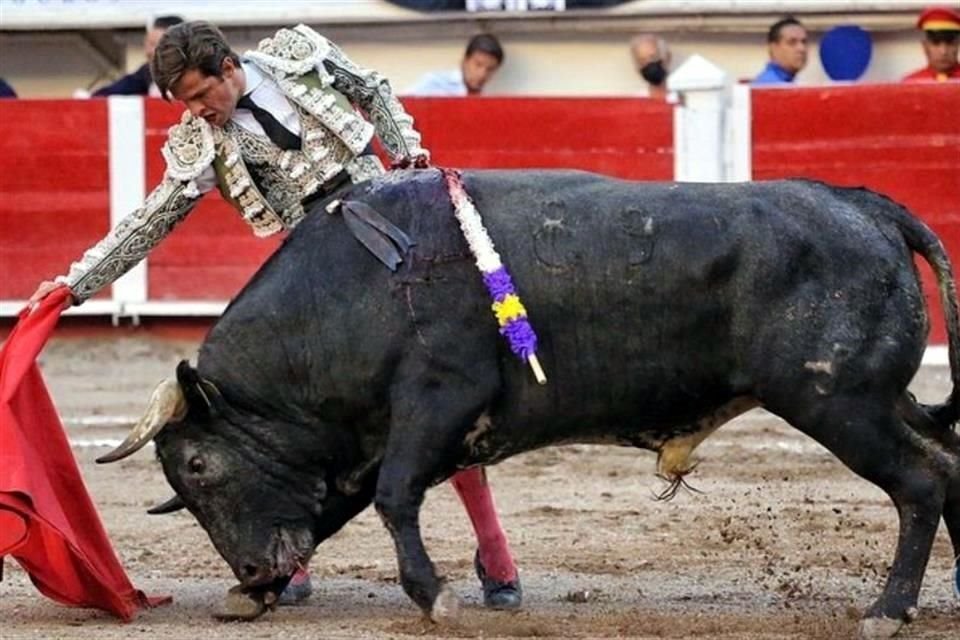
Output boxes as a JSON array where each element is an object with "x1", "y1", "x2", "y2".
[{"x1": 753, "y1": 62, "x2": 796, "y2": 85}]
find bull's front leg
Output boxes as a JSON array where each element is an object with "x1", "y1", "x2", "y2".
[
  {"x1": 375, "y1": 459, "x2": 457, "y2": 621},
  {"x1": 375, "y1": 370, "x2": 497, "y2": 622}
]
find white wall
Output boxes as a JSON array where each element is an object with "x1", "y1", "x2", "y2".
[{"x1": 0, "y1": 25, "x2": 930, "y2": 99}]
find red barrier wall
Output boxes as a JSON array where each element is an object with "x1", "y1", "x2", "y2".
[
  {"x1": 752, "y1": 83, "x2": 960, "y2": 342},
  {"x1": 0, "y1": 100, "x2": 110, "y2": 300},
  {"x1": 5, "y1": 87, "x2": 955, "y2": 350},
  {"x1": 403, "y1": 97, "x2": 674, "y2": 180}
]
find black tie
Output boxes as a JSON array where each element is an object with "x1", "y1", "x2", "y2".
[{"x1": 236, "y1": 94, "x2": 302, "y2": 151}]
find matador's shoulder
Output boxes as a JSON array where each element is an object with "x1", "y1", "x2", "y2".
[
  {"x1": 244, "y1": 24, "x2": 331, "y2": 77},
  {"x1": 162, "y1": 111, "x2": 217, "y2": 182}
]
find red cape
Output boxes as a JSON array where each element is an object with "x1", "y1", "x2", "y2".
[{"x1": 0, "y1": 288, "x2": 170, "y2": 620}]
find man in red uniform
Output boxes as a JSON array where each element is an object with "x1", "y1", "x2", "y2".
[{"x1": 903, "y1": 6, "x2": 960, "y2": 82}]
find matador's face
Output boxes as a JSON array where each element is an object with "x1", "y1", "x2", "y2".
[{"x1": 172, "y1": 57, "x2": 244, "y2": 128}]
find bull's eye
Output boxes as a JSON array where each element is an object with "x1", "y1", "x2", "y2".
[{"x1": 188, "y1": 456, "x2": 206, "y2": 474}]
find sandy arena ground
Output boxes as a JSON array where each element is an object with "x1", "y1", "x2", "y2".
[{"x1": 1, "y1": 332, "x2": 959, "y2": 639}]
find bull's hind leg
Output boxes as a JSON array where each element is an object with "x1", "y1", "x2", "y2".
[
  {"x1": 938, "y1": 439, "x2": 960, "y2": 596},
  {"x1": 943, "y1": 484, "x2": 960, "y2": 597},
  {"x1": 775, "y1": 396, "x2": 952, "y2": 639},
  {"x1": 900, "y1": 394, "x2": 960, "y2": 591}
]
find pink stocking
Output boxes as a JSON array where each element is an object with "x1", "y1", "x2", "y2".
[{"x1": 450, "y1": 466, "x2": 517, "y2": 582}]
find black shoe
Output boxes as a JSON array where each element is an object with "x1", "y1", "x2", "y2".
[
  {"x1": 277, "y1": 568, "x2": 313, "y2": 606},
  {"x1": 474, "y1": 549, "x2": 522, "y2": 610}
]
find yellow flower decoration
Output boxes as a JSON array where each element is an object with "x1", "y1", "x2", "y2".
[{"x1": 492, "y1": 294, "x2": 527, "y2": 326}]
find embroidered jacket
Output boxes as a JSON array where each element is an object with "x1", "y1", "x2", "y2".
[{"x1": 57, "y1": 24, "x2": 427, "y2": 303}]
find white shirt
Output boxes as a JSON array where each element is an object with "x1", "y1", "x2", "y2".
[
  {"x1": 404, "y1": 69, "x2": 467, "y2": 97},
  {"x1": 193, "y1": 60, "x2": 302, "y2": 193},
  {"x1": 233, "y1": 61, "x2": 303, "y2": 136}
]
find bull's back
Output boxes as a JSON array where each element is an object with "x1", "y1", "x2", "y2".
[
  {"x1": 460, "y1": 172, "x2": 923, "y2": 438},
  {"x1": 207, "y1": 170, "x2": 927, "y2": 441}
]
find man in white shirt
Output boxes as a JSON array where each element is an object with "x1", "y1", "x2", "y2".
[
  {"x1": 407, "y1": 34, "x2": 504, "y2": 96},
  {"x1": 29, "y1": 20, "x2": 521, "y2": 612}
]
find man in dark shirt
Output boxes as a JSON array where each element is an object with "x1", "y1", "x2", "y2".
[
  {"x1": 92, "y1": 15, "x2": 184, "y2": 97},
  {"x1": 0, "y1": 78, "x2": 16, "y2": 98}
]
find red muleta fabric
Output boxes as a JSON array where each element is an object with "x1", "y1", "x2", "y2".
[{"x1": 0, "y1": 287, "x2": 170, "y2": 620}]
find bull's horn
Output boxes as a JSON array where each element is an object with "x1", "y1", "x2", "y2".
[
  {"x1": 147, "y1": 494, "x2": 186, "y2": 515},
  {"x1": 96, "y1": 378, "x2": 187, "y2": 464}
]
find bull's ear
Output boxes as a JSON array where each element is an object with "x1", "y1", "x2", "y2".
[{"x1": 175, "y1": 360, "x2": 214, "y2": 420}]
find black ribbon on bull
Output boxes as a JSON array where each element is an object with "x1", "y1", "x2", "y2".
[{"x1": 326, "y1": 199, "x2": 414, "y2": 272}]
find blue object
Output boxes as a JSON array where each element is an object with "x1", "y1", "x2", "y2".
[{"x1": 819, "y1": 25, "x2": 872, "y2": 81}]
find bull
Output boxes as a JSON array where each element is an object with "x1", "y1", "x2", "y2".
[{"x1": 99, "y1": 170, "x2": 960, "y2": 638}]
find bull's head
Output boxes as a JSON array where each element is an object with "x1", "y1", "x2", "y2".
[{"x1": 98, "y1": 361, "x2": 375, "y2": 598}]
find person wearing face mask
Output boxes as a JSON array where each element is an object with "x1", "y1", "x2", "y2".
[
  {"x1": 753, "y1": 16, "x2": 809, "y2": 85},
  {"x1": 903, "y1": 6, "x2": 960, "y2": 82},
  {"x1": 630, "y1": 34, "x2": 671, "y2": 99},
  {"x1": 406, "y1": 34, "x2": 504, "y2": 96}
]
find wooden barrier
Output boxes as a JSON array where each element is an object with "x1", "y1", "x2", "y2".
[
  {"x1": 1, "y1": 86, "x2": 957, "y2": 349},
  {"x1": 0, "y1": 100, "x2": 111, "y2": 301}
]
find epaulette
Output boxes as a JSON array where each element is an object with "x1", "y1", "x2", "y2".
[
  {"x1": 162, "y1": 111, "x2": 216, "y2": 182},
  {"x1": 245, "y1": 24, "x2": 331, "y2": 78}
]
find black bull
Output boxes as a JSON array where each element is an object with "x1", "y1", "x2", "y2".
[{"x1": 101, "y1": 170, "x2": 960, "y2": 637}]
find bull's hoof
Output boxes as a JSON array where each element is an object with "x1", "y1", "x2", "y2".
[
  {"x1": 857, "y1": 616, "x2": 904, "y2": 640},
  {"x1": 214, "y1": 585, "x2": 270, "y2": 622},
  {"x1": 429, "y1": 585, "x2": 460, "y2": 624}
]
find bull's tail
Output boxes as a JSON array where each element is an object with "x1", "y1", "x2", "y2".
[{"x1": 857, "y1": 187, "x2": 960, "y2": 428}]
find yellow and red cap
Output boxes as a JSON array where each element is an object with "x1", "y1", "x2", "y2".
[{"x1": 917, "y1": 6, "x2": 960, "y2": 31}]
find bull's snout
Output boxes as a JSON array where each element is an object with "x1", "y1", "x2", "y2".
[
  {"x1": 238, "y1": 564, "x2": 294, "y2": 607},
  {"x1": 240, "y1": 563, "x2": 276, "y2": 587},
  {"x1": 237, "y1": 558, "x2": 296, "y2": 596}
]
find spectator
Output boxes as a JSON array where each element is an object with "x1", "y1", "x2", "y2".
[
  {"x1": 91, "y1": 15, "x2": 184, "y2": 97},
  {"x1": 903, "y1": 6, "x2": 960, "y2": 82},
  {"x1": 406, "y1": 34, "x2": 504, "y2": 95},
  {"x1": 753, "y1": 16, "x2": 808, "y2": 85},
  {"x1": 0, "y1": 78, "x2": 16, "y2": 98},
  {"x1": 630, "y1": 34, "x2": 671, "y2": 99}
]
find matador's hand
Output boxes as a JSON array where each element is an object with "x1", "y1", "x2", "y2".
[
  {"x1": 390, "y1": 153, "x2": 431, "y2": 170},
  {"x1": 28, "y1": 281, "x2": 75, "y2": 312}
]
